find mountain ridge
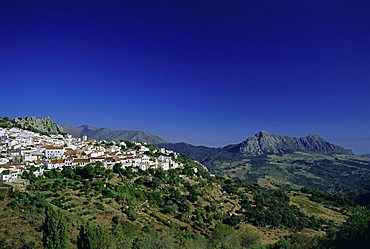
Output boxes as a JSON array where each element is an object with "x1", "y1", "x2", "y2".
[
  {"x1": 241, "y1": 131, "x2": 353, "y2": 156},
  {"x1": 159, "y1": 131, "x2": 353, "y2": 163},
  {"x1": 63, "y1": 124, "x2": 167, "y2": 144},
  {"x1": 158, "y1": 131, "x2": 370, "y2": 196}
]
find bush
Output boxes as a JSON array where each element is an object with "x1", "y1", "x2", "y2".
[
  {"x1": 124, "y1": 207, "x2": 137, "y2": 221},
  {"x1": 210, "y1": 224, "x2": 242, "y2": 249},
  {"x1": 239, "y1": 227, "x2": 261, "y2": 248},
  {"x1": 332, "y1": 207, "x2": 370, "y2": 249},
  {"x1": 0, "y1": 238, "x2": 11, "y2": 249},
  {"x1": 77, "y1": 222, "x2": 116, "y2": 249},
  {"x1": 132, "y1": 231, "x2": 176, "y2": 249},
  {"x1": 223, "y1": 214, "x2": 245, "y2": 227}
]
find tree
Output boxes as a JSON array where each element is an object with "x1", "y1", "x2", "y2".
[
  {"x1": 62, "y1": 167, "x2": 79, "y2": 180},
  {"x1": 238, "y1": 227, "x2": 261, "y2": 249},
  {"x1": 0, "y1": 238, "x2": 11, "y2": 249},
  {"x1": 211, "y1": 224, "x2": 242, "y2": 249},
  {"x1": 271, "y1": 239, "x2": 301, "y2": 249},
  {"x1": 123, "y1": 167, "x2": 135, "y2": 180},
  {"x1": 77, "y1": 222, "x2": 116, "y2": 249},
  {"x1": 124, "y1": 207, "x2": 137, "y2": 221},
  {"x1": 179, "y1": 235, "x2": 209, "y2": 249},
  {"x1": 42, "y1": 205, "x2": 69, "y2": 249},
  {"x1": 113, "y1": 163, "x2": 125, "y2": 182},
  {"x1": 223, "y1": 214, "x2": 245, "y2": 227},
  {"x1": 132, "y1": 231, "x2": 175, "y2": 249},
  {"x1": 333, "y1": 207, "x2": 370, "y2": 249}
]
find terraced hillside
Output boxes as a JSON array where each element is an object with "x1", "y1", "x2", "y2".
[{"x1": 0, "y1": 156, "x2": 357, "y2": 248}]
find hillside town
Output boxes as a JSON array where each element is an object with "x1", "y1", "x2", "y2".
[{"x1": 0, "y1": 127, "x2": 182, "y2": 184}]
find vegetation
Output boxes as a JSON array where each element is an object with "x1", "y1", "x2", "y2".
[
  {"x1": 161, "y1": 140, "x2": 370, "y2": 199},
  {"x1": 42, "y1": 205, "x2": 69, "y2": 249},
  {"x1": 0, "y1": 154, "x2": 367, "y2": 248},
  {"x1": 77, "y1": 222, "x2": 113, "y2": 249},
  {"x1": 209, "y1": 153, "x2": 370, "y2": 198},
  {"x1": 271, "y1": 208, "x2": 370, "y2": 249}
]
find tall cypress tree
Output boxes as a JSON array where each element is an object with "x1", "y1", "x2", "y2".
[
  {"x1": 77, "y1": 222, "x2": 115, "y2": 249},
  {"x1": 42, "y1": 205, "x2": 69, "y2": 249}
]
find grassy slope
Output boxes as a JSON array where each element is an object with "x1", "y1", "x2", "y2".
[
  {"x1": 211, "y1": 152, "x2": 370, "y2": 196},
  {"x1": 0, "y1": 163, "x2": 356, "y2": 248}
]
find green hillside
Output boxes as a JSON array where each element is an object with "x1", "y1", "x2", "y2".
[
  {"x1": 210, "y1": 152, "x2": 370, "y2": 197},
  {"x1": 160, "y1": 133, "x2": 370, "y2": 198},
  {"x1": 0, "y1": 155, "x2": 363, "y2": 249}
]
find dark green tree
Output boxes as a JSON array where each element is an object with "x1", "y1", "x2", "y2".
[
  {"x1": 42, "y1": 205, "x2": 69, "y2": 249},
  {"x1": 0, "y1": 238, "x2": 11, "y2": 249},
  {"x1": 333, "y1": 207, "x2": 370, "y2": 249},
  {"x1": 211, "y1": 224, "x2": 242, "y2": 249},
  {"x1": 132, "y1": 231, "x2": 175, "y2": 249},
  {"x1": 238, "y1": 227, "x2": 261, "y2": 248},
  {"x1": 77, "y1": 222, "x2": 115, "y2": 249}
]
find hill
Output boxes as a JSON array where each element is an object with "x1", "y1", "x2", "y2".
[
  {"x1": 0, "y1": 116, "x2": 64, "y2": 135},
  {"x1": 159, "y1": 132, "x2": 370, "y2": 197},
  {"x1": 63, "y1": 125, "x2": 167, "y2": 144},
  {"x1": 0, "y1": 156, "x2": 358, "y2": 248}
]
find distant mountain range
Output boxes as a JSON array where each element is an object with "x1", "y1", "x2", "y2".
[
  {"x1": 160, "y1": 131, "x2": 370, "y2": 197},
  {"x1": 0, "y1": 116, "x2": 168, "y2": 145},
  {"x1": 63, "y1": 125, "x2": 167, "y2": 144},
  {"x1": 3, "y1": 116, "x2": 370, "y2": 197},
  {"x1": 159, "y1": 131, "x2": 353, "y2": 166}
]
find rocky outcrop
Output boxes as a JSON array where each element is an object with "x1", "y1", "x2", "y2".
[
  {"x1": 240, "y1": 131, "x2": 353, "y2": 156},
  {"x1": 13, "y1": 116, "x2": 64, "y2": 135},
  {"x1": 0, "y1": 116, "x2": 64, "y2": 135}
]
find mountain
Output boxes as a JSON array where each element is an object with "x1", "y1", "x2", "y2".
[
  {"x1": 158, "y1": 142, "x2": 243, "y2": 166},
  {"x1": 63, "y1": 125, "x2": 167, "y2": 144},
  {"x1": 241, "y1": 131, "x2": 353, "y2": 156},
  {"x1": 160, "y1": 131, "x2": 353, "y2": 167},
  {"x1": 161, "y1": 131, "x2": 353, "y2": 160},
  {"x1": 160, "y1": 132, "x2": 370, "y2": 196},
  {"x1": 0, "y1": 116, "x2": 64, "y2": 135}
]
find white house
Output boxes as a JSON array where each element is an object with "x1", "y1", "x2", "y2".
[
  {"x1": 72, "y1": 158, "x2": 90, "y2": 167},
  {"x1": 107, "y1": 146, "x2": 121, "y2": 153},
  {"x1": 141, "y1": 155, "x2": 151, "y2": 164},
  {"x1": 0, "y1": 164, "x2": 22, "y2": 182},
  {"x1": 43, "y1": 145, "x2": 65, "y2": 159},
  {"x1": 33, "y1": 166, "x2": 44, "y2": 177},
  {"x1": 139, "y1": 146, "x2": 150, "y2": 153},
  {"x1": 46, "y1": 159, "x2": 65, "y2": 170},
  {"x1": 90, "y1": 157, "x2": 105, "y2": 163}
]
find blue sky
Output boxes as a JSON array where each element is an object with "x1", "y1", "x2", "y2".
[{"x1": 1, "y1": 0, "x2": 370, "y2": 154}]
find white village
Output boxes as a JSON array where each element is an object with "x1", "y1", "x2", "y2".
[{"x1": 0, "y1": 127, "x2": 182, "y2": 185}]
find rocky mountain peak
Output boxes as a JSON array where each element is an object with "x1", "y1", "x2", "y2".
[
  {"x1": 241, "y1": 131, "x2": 353, "y2": 156},
  {"x1": 0, "y1": 116, "x2": 64, "y2": 135}
]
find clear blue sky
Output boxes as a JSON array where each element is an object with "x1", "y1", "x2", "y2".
[{"x1": 1, "y1": 0, "x2": 370, "y2": 154}]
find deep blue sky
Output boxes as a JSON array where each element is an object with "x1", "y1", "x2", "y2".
[{"x1": 1, "y1": 0, "x2": 370, "y2": 154}]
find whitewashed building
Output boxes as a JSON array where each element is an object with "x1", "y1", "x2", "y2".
[{"x1": 43, "y1": 145, "x2": 65, "y2": 159}]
